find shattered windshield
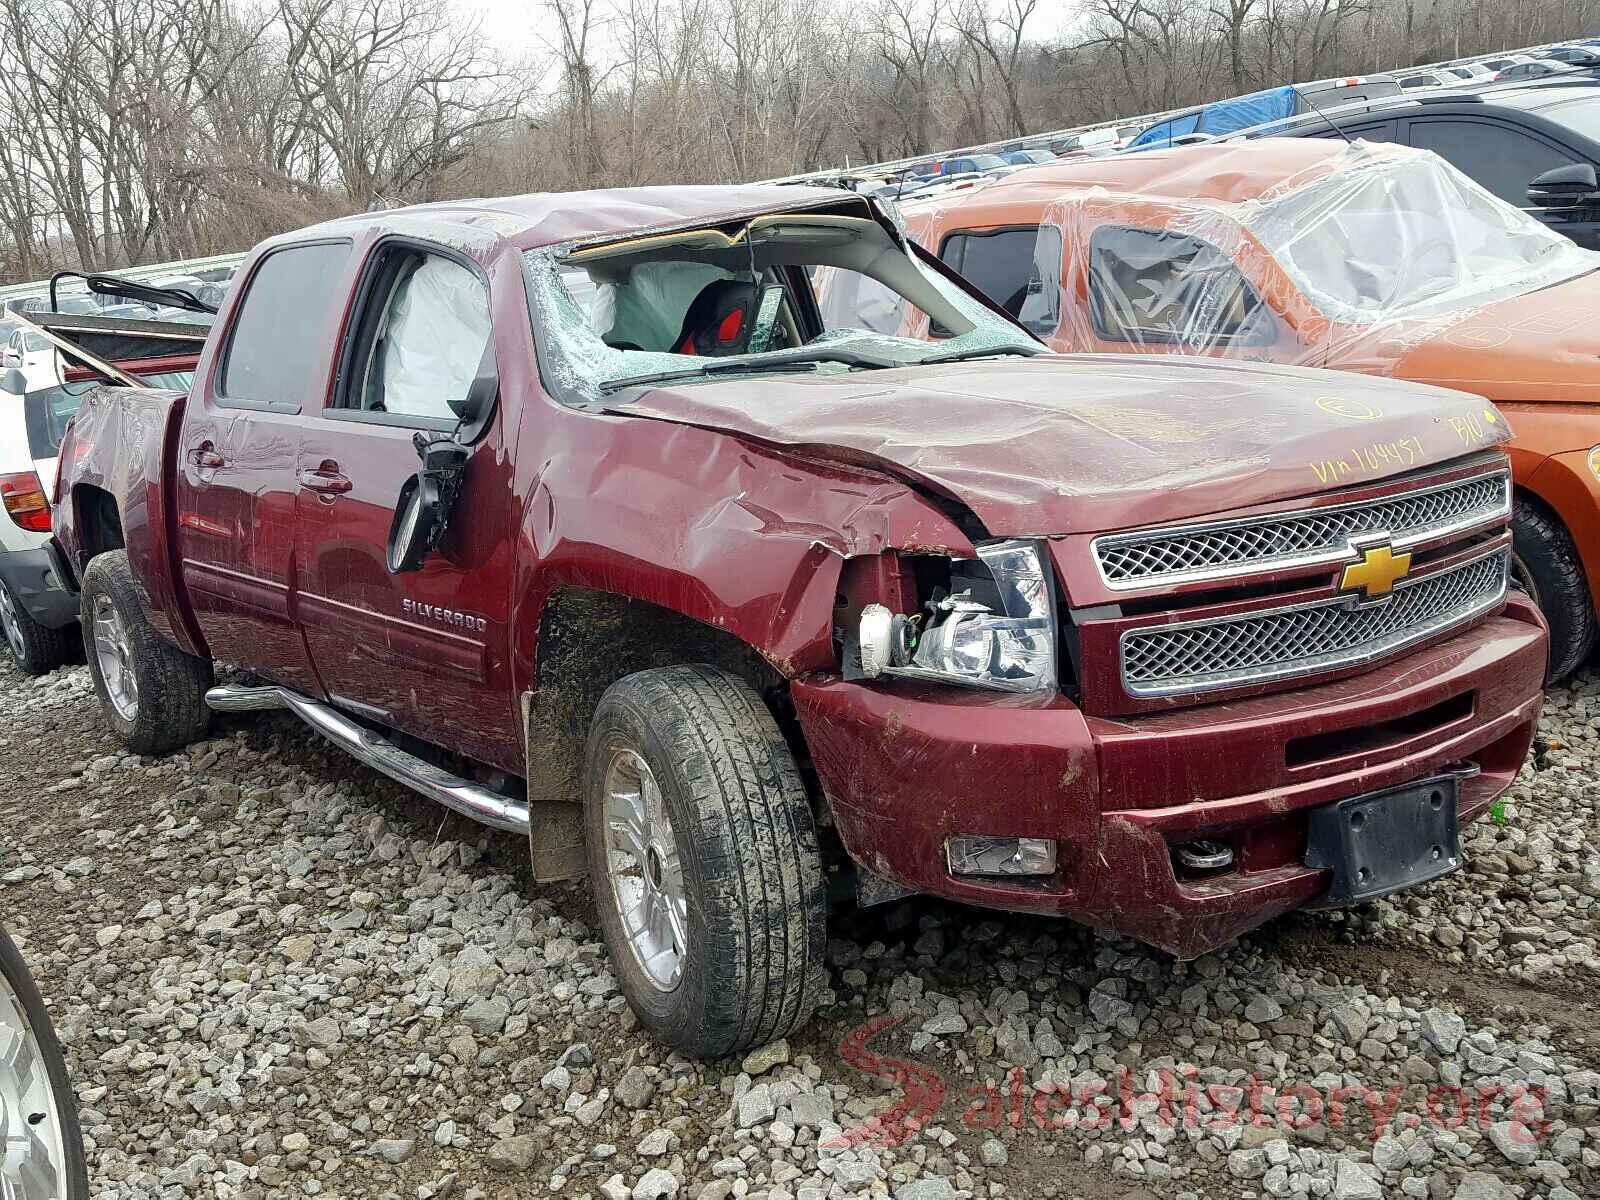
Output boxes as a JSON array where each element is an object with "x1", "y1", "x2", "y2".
[
  {"x1": 523, "y1": 208, "x2": 1037, "y2": 405},
  {"x1": 1246, "y1": 150, "x2": 1597, "y2": 324}
]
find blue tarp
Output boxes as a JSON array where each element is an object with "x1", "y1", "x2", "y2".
[{"x1": 1129, "y1": 86, "x2": 1298, "y2": 150}]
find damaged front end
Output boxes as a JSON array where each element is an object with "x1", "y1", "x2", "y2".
[{"x1": 854, "y1": 538, "x2": 1059, "y2": 694}]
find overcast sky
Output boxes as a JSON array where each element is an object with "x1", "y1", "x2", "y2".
[{"x1": 464, "y1": 0, "x2": 543, "y2": 57}]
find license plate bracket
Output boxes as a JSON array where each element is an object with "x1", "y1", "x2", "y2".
[{"x1": 1305, "y1": 775, "x2": 1461, "y2": 907}]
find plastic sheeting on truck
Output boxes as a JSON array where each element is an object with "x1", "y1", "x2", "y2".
[{"x1": 894, "y1": 139, "x2": 1600, "y2": 380}]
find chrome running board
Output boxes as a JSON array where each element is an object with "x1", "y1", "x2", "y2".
[{"x1": 205, "y1": 684, "x2": 531, "y2": 835}]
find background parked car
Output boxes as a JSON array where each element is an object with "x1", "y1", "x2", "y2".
[
  {"x1": 1400, "y1": 71, "x2": 1451, "y2": 90},
  {"x1": 1499, "y1": 60, "x2": 1582, "y2": 82},
  {"x1": 2, "y1": 325, "x2": 59, "y2": 390},
  {"x1": 899, "y1": 139, "x2": 1600, "y2": 678},
  {"x1": 939, "y1": 153, "x2": 1007, "y2": 176},
  {"x1": 1000, "y1": 147, "x2": 1055, "y2": 166},
  {"x1": 1129, "y1": 76, "x2": 1401, "y2": 148},
  {"x1": 1542, "y1": 44, "x2": 1600, "y2": 68},
  {"x1": 1239, "y1": 81, "x2": 1600, "y2": 249}
]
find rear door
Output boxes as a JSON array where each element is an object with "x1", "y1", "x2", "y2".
[
  {"x1": 291, "y1": 238, "x2": 520, "y2": 768},
  {"x1": 174, "y1": 240, "x2": 351, "y2": 691}
]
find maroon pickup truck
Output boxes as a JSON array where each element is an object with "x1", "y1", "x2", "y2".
[{"x1": 51, "y1": 184, "x2": 1546, "y2": 1057}]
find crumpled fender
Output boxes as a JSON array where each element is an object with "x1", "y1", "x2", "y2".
[
  {"x1": 53, "y1": 385, "x2": 202, "y2": 655},
  {"x1": 507, "y1": 413, "x2": 974, "y2": 691}
]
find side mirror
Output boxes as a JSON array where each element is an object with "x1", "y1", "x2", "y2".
[
  {"x1": 1528, "y1": 162, "x2": 1600, "y2": 209},
  {"x1": 386, "y1": 433, "x2": 469, "y2": 573},
  {"x1": 0, "y1": 367, "x2": 26, "y2": 394},
  {"x1": 446, "y1": 341, "x2": 499, "y2": 444}
]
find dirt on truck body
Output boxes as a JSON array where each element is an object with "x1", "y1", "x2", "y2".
[{"x1": 50, "y1": 181, "x2": 1546, "y2": 1058}]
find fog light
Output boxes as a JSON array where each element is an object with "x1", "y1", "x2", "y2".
[
  {"x1": 1588, "y1": 445, "x2": 1600, "y2": 484},
  {"x1": 1174, "y1": 839, "x2": 1233, "y2": 873},
  {"x1": 947, "y1": 836, "x2": 1057, "y2": 876}
]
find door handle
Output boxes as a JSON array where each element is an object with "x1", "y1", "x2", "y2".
[
  {"x1": 297, "y1": 464, "x2": 353, "y2": 495},
  {"x1": 186, "y1": 442, "x2": 225, "y2": 469}
]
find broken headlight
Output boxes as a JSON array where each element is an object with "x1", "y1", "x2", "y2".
[{"x1": 859, "y1": 539, "x2": 1057, "y2": 693}]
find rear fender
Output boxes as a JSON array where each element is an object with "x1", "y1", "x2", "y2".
[{"x1": 55, "y1": 386, "x2": 205, "y2": 657}]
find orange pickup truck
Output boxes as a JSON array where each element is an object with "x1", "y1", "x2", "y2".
[{"x1": 896, "y1": 139, "x2": 1600, "y2": 678}]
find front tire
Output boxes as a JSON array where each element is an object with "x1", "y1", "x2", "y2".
[
  {"x1": 79, "y1": 550, "x2": 212, "y2": 754},
  {"x1": 1511, "y1": 499, "x2": 1596, "y2": 682},
  {"x1": 583, "y1": 665, "x2": 826, "y2": 1058},
  {"x1": 0, "y1": 926, "x2": 89, "y2": 1200},
  {"x1": 0, "y1": 577, "x2": 72, "y2": 677}
]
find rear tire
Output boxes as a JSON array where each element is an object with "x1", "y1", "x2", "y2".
[
  {"x1": 0, "y1": 577, "x2": 72, "y2": 677},
  {"x1": 79, "y1": 550, "x2": 213, "y2": 754},
  {"x1": 0, "y1": 925, "x2": 90, "y2": 1200},
  {"x1": 583, "y1": 665, "x2": 826, "y2": 1058},
  {"x1": 1511, "y1": 499, "x2": 1596, "y2": 682}
]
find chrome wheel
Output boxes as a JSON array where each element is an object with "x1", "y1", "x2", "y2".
[
  {"x1": 0, "y1": 583, "x2": 23, "y2": 662},
  {"x1": 90, "y1": 594, "x2": 137, "y2": 720},
  {"x1": 0, "y1": 961, "x2": 70, "y2": 1200},
  {"x1": 602, "y1": 748, "x2": 688, "y2": 992}
]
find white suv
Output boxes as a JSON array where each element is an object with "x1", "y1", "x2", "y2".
[
  {"x1": 1, "y1": 363, "x2": 197, "y2": 674},
  {"x1": 0, "y1": 370, "x2": 79, "y2": 673}
]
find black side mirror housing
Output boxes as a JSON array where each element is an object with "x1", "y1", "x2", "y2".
[
  {"x1": 386, "y1": 434, "x2": 470, "y2": 573},
  {"x1": 446, "y1": 341, "x2": 500, "y2": 444},
  {"x1": 1528, "y1": 162, "x2": 1600, "y2": 209}
]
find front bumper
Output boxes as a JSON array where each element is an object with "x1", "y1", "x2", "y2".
[
  {"x1": 793, "y1": 596, "x2": 1547, "y2": 958},
  {"x1": 0, "y1": 543, "x2": 79, "y2": 629}
]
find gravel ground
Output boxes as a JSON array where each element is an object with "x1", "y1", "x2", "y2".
[{"x1": 1, "y1": 659, "x2": 1597, "y2": 1200}]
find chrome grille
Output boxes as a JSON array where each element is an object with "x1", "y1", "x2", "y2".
[
  {"x1": 1095, "y1": 470, "x2": 1509, "y2": 588},
  {"x1": 1120, "y1": 549, "x2": 1509, "y2": 697}
]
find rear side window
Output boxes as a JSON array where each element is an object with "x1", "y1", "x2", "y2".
[
  {"x1": 1407, "y1": 119, "x2": 1570, "y2": 204},
  {"x1": 1088, "y1": 226, "x2": 1273, "y2": 348},
  {"x1": 219, "y1": 242, "x2": 350, "y2": 410},
  {"x1": 939, "y1": 226, "x2": 1063, "y2": 334}
]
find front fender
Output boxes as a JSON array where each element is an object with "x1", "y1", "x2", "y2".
[{"x1": 509, "y1": 416, "x2": 975, "y2": 697}]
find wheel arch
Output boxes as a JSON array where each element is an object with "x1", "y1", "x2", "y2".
[
  {"x1": 70, "y1": 482, "x2": 126, "y2": 564},
  {"x1": 1517, "y1": 466, "x2": 1600, "y2": 618},
  {"x1": 522, "y1": 585, "x2": 800, "y2": 814}
]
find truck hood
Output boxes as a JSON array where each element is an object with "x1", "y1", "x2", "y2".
[
  {"x1": 1391, "y1": 269, "x2": 1600, "y2": 404},
  {"x1": 608, "y1": 354, "x2": 1507, "y2": 535}
]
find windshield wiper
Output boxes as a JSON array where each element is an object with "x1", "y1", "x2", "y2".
[
  {"x1": 598, "y1": 346, "x2": 902, "y2": 395},
  {"x1": 599, "y1": 360, "x2": 824, "y2": 394},
  {"x1": 915, "y1": 344, "x2": 1046, "y2": 366}
]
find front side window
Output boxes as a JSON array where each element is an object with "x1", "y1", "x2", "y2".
[
  {"x1": 220, "y1": 242, "x2": 351, "y2": 409},
  {"x1": 939, "y1": 226, "x2": 1063, "y2": 335},
  {"x1": 524, "y1": 207, "x2": 1038, "y2": 405},
  {"x1": 337, "y1": 248, "x2": 492, "y2": 423},
  {"x1": 1088, "y1": 226, "x2": 1271, "y2": 348},
  {"x1": 1408, "y1": 119, "x2": 1570, "y2": 204}
]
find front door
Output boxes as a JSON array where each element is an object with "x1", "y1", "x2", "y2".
[
  {"x1": 174, "y1": 240, "x2": 352, "y2": 692},
  {"x1": 292, "y1": 240, "x2": 520, "y2": 770}
]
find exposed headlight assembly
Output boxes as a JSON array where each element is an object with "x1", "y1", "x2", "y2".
[{"x1": 859, "y1": 539, "x2": 1058, "y2": 692}]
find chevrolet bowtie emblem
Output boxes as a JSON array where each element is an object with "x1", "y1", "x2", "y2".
[{"x1": 1339, "y1": 544, "x2": 1412, "y2": 601}]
